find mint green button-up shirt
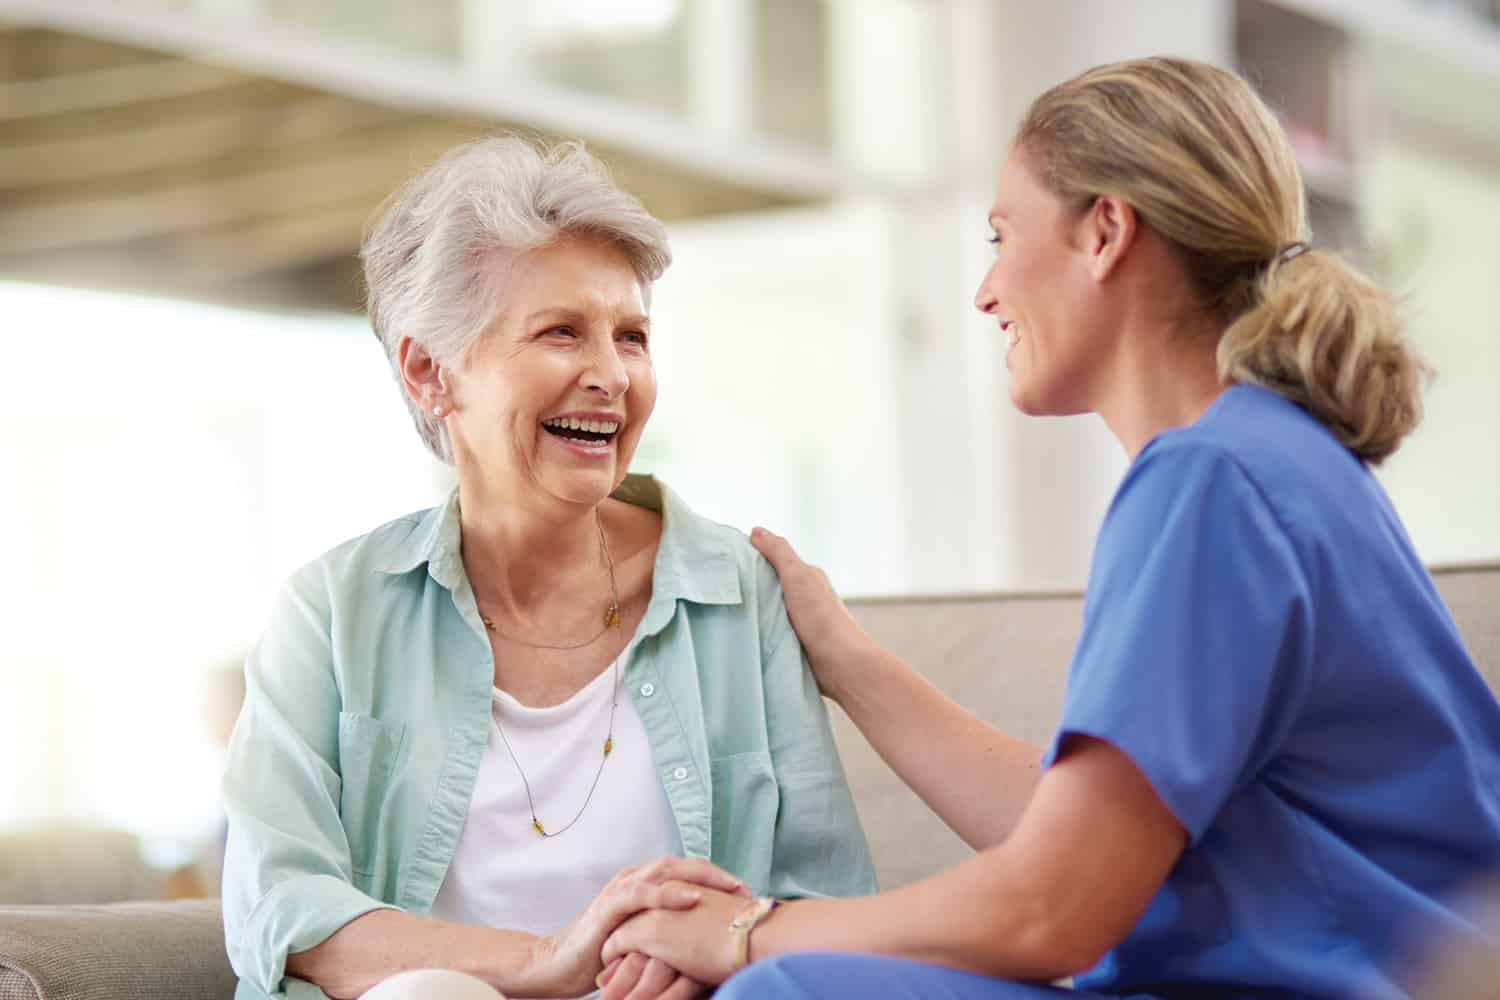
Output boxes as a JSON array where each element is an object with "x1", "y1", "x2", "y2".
[{"x1": 222, "y1": 475, "x2": 876, "y2": 1000}]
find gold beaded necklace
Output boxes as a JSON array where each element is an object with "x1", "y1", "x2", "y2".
[
  {"x1": 478, "y1": 511, "x2": 622, "y2": 649},
  {"x1": 491, "y1": 659, "x2": 621, "y2": 837},
  {"x1": 480, "y1": 509, "x2": 624, "y2": 837}
]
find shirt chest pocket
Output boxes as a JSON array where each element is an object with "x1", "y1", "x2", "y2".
[{"x1": 338, "y1": 711, "x2": 409, "y2": 877}]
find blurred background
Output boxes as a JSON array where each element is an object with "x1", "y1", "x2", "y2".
[{"x1": 1, "y1": 0, "x2": 1497, "y2": 899}]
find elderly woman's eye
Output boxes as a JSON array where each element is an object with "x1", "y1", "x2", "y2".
[
  {"x1": 620, "y1": 330, "x2": 648, "y2": 346},
  {"x1": 544, "y1": 326, "x2": 576, "y2": 338}
]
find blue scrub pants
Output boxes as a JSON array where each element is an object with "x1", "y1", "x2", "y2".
[{"x1": 715, "y1": 953, "x2": 1150, "y2": 1000}]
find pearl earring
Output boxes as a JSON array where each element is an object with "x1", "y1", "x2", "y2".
[{"x1": 432, "y1": 404, "x2": 445, "y2": 417}]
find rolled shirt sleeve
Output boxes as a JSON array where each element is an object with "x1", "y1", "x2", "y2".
[
  {"x1": 753, "y1": 555, "x2": 879, "y2": 898},
  {"x1": 221, "y1": 565, "x2": 396, "y2": 995}
]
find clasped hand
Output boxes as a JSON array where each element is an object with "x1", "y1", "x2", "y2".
[
  {"x1": 595, "y1": 883, "x2": 753, "y2": 999},
  {"x1": 530, "y1": 857, "x2": 748, "y2": 999}
]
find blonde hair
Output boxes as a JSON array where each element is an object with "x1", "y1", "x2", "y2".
[
  {"x1": 362, "y1": 135, "x2": 671, "y2": 463},
  {"x1": 1014, "y1": 57, "x2": 1426, "y2": 464}
]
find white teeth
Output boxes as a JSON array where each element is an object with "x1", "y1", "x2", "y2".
[
  {"x1": 1005, "y1": 324, "x2": 1020, "y2": 348},
  {"x1": 543, "y1": 417, "x2": 621, "y2": 434}
]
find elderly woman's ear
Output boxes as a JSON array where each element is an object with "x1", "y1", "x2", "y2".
[{"x1": 399, "y1": 336, "x2": 448, "y2": 415}]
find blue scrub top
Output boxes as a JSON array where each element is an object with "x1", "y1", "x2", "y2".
[{"x1": 1044, "y1": 385, "x2": 1500, "y2": 999}]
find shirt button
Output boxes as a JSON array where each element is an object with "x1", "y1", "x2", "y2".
[
  {"x1": 672, "y1": 766, "x2": 688, "y2": 781},
  {"x1": 639, "y1": 682, "x2": 656, "y2": 697}
]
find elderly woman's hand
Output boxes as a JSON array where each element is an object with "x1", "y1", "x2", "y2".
[
  {"x1": 751, "y1": 527, "x2": 877, "y2": 707},
  {"x1": 595, "y1": 954, "x2": 705, "y2": 1000},
  {"x1": 522, "y1": 857, "x2": 746, "y2": 998}
]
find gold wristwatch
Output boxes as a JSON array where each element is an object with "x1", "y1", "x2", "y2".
[{"x1": 727, "y1": 895, "x2": 779, "y2": 971}]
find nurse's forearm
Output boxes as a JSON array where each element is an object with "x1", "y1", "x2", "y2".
[
  {"x1": 286, "y1": 909, "x2": 546, "y2": 999},
  {"x1": 834, "y1": 639, "x2": 1042, "y2": 849},
  {"x1": 747, "y1": 857, "x2": 1080, "y2": 983},
  {"x1": 747, "y1": 735, "x2": 1185, "y2": 983}
]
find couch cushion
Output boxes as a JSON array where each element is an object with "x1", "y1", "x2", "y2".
[
  {"x1": 0, "y1": 828, "x2": 165, "y2": 906},
  {"x1": 0, "y1": 900, "x2": 233, "y2": 1000}
]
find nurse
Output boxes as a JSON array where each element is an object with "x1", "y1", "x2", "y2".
[{"x1": 595, "y1": 56, "x2": 1500, "y2": 999}]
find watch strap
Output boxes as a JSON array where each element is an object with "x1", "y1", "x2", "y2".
[{"x1": 727, "y1": 895, "x2": 779, "y2": 971}]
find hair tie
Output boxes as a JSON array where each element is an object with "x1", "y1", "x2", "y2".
[{"x1": 1276, "y1": 241, "x2": 1310, "y2": 265}]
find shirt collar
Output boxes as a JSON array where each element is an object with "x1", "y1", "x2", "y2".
[
  {"x1": 613, "y1": 474, "x2": 741, "y2": 606},
  {"x1": 372, "y1": 474, "x2": 741, "y2": 607}
]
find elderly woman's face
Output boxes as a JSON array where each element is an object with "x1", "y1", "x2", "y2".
[{"x1": 446, "y1": 236, "x2": 657, "y2": 506}]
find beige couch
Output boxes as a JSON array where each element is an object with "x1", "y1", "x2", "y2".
[{"x1": 3, "y1": 563, "x2": 1496, "y2": 1000}]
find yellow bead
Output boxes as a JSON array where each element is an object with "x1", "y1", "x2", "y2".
[
  {"x1": 604, "y1": 737, "x2": 613, "y2": 756},
  {"x1": 533, "y1": 819, "x2": 546, "y2": 836},
  {"x1": 604, "y1": 606, "x2": 622, "y2": 628}
]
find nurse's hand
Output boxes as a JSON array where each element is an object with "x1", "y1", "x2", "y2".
[
  {"x1": 600, "y1": 884, "x2": 749, "y2": 988},
  {"x1": 525, "y1": 857, "x2": 745, "y2": 998},
  {"x1": 751, "y1": 527, "x2": 877, "y2": 707}
]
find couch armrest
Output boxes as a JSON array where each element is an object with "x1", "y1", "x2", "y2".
[{"x1": 0, "y1": 899, "x2": 234, "y2": 1000}]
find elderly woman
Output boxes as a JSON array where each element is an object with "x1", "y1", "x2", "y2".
[
  {"x1": 220, "y1": 137, "x2": 875, "y2": 1000},
  {"x1": 595, "y1": 57, "x2": 1500, "y2": 1000}
]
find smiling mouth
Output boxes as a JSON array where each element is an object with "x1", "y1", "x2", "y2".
[{"x1": 541, "y1": 416, "x2": 620, "y2": 447}]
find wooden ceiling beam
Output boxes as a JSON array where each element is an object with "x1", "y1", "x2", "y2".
[
  {"x1": 0, "y1": 56, "x2": 247, "y2": 121},
  {"x1": 0, "y1": 126, "x2": 465, "y2": 253},
  {"x1": 172, "y1": 199, "x2": 375, "y2": 287},
  {"x1": 0, "y1": 94, "x2": 401, "y2": 188}
]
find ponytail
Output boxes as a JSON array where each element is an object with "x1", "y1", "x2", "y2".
[{"x1": 1217, "y1": 250, "x2": 1428, "y2": 465}]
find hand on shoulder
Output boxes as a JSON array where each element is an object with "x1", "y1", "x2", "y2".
[{"x1": 750, "y1": 527, "x2": 881, "y2": 705}]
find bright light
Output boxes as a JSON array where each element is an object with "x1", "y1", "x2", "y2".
[
  {"x1": 1, "y1": 281, "x2": 451, "y2": 841},
  {"x1": 528, "y1": 0, "x2": 682, "y2": 41}
]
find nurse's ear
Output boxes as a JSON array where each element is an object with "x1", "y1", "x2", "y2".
[{"x1": 1080, "y1": 195, "x2": 1140, "y2": 284}]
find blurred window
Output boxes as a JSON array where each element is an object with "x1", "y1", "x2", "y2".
[
  {"x1": 261, "y1": 0, "x2": 465, "y2": 61},
  {"x1": 523, "y1": 0, "x2": 690, "y2": 118},
  {"x1": 751, "y1": 0, "x2": 832, "y2": 150}
]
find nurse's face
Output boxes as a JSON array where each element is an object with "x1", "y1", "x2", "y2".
[{"x1": 973, "y1": 148, "x2": 1116, "y2": 417}]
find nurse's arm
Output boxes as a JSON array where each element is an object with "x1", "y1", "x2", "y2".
[
  {"x1": 750, "y1": 734, "x2": 1186, "y2": 982},
  {"x1": 831, "y1": 634, "x2": 1046, "y2": 850},
  {"x1": 752, "y1": 528, "x2": 1044, "y2": 849}
]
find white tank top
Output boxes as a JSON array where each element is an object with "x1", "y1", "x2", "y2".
[{"x1": 430, "y1": 659, "x2": 681, "y2": 935}]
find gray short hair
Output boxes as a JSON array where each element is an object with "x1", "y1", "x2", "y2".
[{"x1": 361, "y1": 135, "x2": 672, "y2": 463}]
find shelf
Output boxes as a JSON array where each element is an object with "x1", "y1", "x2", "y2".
[{"x1": 1262, "y1": 0, "x2": 1500, "y2": 84}]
